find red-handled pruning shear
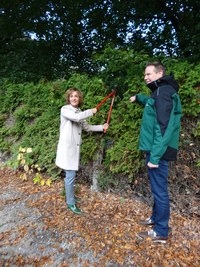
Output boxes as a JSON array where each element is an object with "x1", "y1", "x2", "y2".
[{"x1": 96, "y1": 89, "x2": 116, "y2": 133}]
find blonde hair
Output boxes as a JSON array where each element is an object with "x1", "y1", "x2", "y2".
[{"x1": 65, "y1": 87, "x2": 83, "y2": 107}]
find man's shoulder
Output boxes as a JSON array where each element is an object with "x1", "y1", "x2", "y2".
[{"x1": 159, "y1": 85, "x2": 177, "y2": 95}]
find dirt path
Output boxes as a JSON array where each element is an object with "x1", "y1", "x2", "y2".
[{"x1": 0, "y1": 167, "x2": 199, "y2": 266}]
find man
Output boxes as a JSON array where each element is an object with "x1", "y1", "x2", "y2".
[{"x1": 130, "y1": 62, "x2": 182, "y2": 243}]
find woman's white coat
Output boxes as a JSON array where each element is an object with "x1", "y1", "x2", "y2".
[{"x1": 56, "y1": 105, "x2": 103, "y2": 170}]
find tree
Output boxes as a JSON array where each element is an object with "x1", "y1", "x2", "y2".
[
  {"x1": 132, "y1": 0, "x2": 200, "y2": 59},
  {"x1": 0, "y1": 0, "x2": 199, "y2": 82}
]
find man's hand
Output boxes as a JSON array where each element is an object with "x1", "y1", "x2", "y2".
[
  {"x1": 147, "y1": 162, "x2": 159, "y2": 168},
  {"x1": 130, "y1": 96, "x2": 136, "y2": 102}
]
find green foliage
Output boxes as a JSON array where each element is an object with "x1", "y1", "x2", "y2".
[
  {"x1": 192, "y1": 121, "x2": 200, "y2": 138},
  {"x1": 0, "y1": 1, "x2": 199, "y2": 84},
  {"x1": 0, "y1": 81, "x2": 25, "y2": 113},
  {"x1": 93, "y1": 47, "x2": 149, "y2": 96},
  {"x1": 97, "y1": 171, "x2": 119, "y2": 191},
  {"x1": 14, "y1": 146, "x2": 52, "y2": 186},
  {"x1": 165, "y1": 60, "x2": 200, "y2": 117},
  {"x1": 0, "y1": 49, "x2": 199, "y2": 185},
  {"x1": 178, "y1": 65, "x2": 200, "y2": 117}
]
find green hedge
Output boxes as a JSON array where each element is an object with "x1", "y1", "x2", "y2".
[{"x1": 0, "y1": 49, "x2": 199, "y2": 181}]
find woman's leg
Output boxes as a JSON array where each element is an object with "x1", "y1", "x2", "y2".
[
  {"x1": 65, "y1": 170, "x2": 76, "y2": 205},
  {"x1": 65, "y1": 170, "x2": 82, "y2": 214}
]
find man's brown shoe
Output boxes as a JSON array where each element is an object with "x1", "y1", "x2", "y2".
[
  {"x1": 137, "y1": 229, "x2": 168, "y2": 244},
  {"x1": 139, "y1": 217, "x2": 155, "y2": 226}
]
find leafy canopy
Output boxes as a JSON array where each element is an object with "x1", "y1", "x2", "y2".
[{"x1": 0, "y1": 1, "x2": 199, "y2": 82}]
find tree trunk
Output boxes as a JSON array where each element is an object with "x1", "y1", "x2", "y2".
[{"x1": 91, "y1": 150, "x2": 103, "y2": 192}]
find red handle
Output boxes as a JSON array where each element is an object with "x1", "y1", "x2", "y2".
[
  {"x1": 96, "y1": 91, "x2": 115, "y2": 110},
  {"x1": 104, "y1": 94, "x2": 115, "y2": 133}
]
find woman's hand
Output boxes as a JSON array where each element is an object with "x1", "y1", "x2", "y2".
[
  {"x1": 91, "y1": 108, "x2": 97, "y2": 114},
  {"x1": 103, "y1": 123, "x2": 109, "y2": 131}
]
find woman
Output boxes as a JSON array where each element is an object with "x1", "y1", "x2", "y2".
[{"x1": 56, "y1": 87, "x2": 108, "y2": 214}]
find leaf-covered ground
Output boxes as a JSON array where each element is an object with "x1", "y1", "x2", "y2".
[{"x1": 0, "y1": 168, "x2": 199, "y2": 267}]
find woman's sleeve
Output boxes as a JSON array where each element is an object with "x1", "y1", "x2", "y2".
[
  {"x1": 61, "y1": 106, "x2": 93, "y2": 122},
  {"x1": 82, "y1": 120, "x2": 103, "y2": 132}
]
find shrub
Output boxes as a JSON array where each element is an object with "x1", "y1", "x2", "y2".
[{"x1": 0, "y1": 49, "x2": 199, "y2": 187}]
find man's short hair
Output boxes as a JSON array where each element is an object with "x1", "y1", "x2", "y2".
[{"x1": 146, "y1": 62, "x2": 166, "y2": 76}]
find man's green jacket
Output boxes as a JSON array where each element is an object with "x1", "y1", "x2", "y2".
[{"x1": 136, "y1": 75, "x2": 182, "y2": 165}]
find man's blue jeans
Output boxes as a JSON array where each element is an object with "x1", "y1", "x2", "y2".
[
  {"x1": 146, "y1": 154, "x2": 170, "y2": 237},
  {"x1": 65, "y1": 170, "x2": 76, "y2": 205}
]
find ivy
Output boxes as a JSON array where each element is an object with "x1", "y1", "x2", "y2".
[{"x1": 0, "y1": 50, "x2": 199, "y2": 185}]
